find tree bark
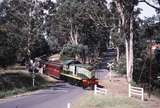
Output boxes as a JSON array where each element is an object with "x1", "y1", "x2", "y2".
[
  {"x1": 128, "y1": 15, "x2": 134, "y2": 82},
  {"x1": 116, "y1": 46, "x2": 119, "y2": 62},
  {"x1": 125, "y1": 38, "x2": 129, "y2": 80},
  {"x1": 116, "y1": 0, "x2": 134, "y2": 82}
]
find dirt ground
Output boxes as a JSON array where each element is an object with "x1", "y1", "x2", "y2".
[{"x1": 99, "y1": 73, "x2": 160, "y2": 108}]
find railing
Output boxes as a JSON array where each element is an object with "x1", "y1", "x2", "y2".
[
  {"x1": 128, "y1": 84, "x2": 144, "y2": 101},
  {"x1": 94, "y1": 85, "x2": 107, "y2": 95}
]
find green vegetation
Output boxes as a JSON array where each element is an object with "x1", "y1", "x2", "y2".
[
  {"x1": 0, "y1": 0, "x2": 160, "y2": 99},
  {"x1": 0, "y1": 72, "x2": 52, "y2": 98},
  {"x1": 73, "y1": 93, "x2": 145, "y2": 108},
  {"x1": 113, "y1": 55, "x2": 126, "y2": 75},
  {"x1": 60, "y1": 44, "x2": 88, "y2": 61}
]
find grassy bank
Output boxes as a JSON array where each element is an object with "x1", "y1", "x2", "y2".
[
  {"x1": 0, "y1": 71, "x2": 55, "y2": 98},
  {"x1": 73, "y1": 93, "x2": 146, "y2": 108}
]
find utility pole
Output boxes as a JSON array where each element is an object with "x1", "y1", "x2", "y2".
[
  {"x1": 30, "y1": 0, "x2": 37, "y2": 87},
  {"x1": 148, "y1": 27, "x2": 153, "y2": 98}
]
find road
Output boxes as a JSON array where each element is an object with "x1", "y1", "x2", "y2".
[
  {"x1": 0, "y1": 81, "x2": 84, "y2": 108},
  {"x1": 95, "y1": 48, "x2": 116, "y2": 80}
]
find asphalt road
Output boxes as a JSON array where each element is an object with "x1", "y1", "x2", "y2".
[{"x1": 0, "y1": 81, "x2": 84, "y2": 108}]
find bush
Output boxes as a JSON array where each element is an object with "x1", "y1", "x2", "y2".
[
  {"x1": 60, "y1": 43, "x2": 88, "y2": 60},
  {"x1": 113, "y1": 55, "x2": 126, "y2": 75},
  {"x1": 0, "y1": 72, "x2": 50, "y2": 98}
]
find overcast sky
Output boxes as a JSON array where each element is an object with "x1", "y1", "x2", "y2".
[
  {"x1": 138, "y1": 2, "x2": 157, "y2": 19},
  {"x1": 0, "y1": 0, "x2": 157, "y2": 19}
]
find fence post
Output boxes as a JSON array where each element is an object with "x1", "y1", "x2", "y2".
[
  {"x1": 129, "y1": 84, "x2": 144, "y2": 101},
  {"x1": 109, "y1": 66, "x2": 112, "y2": 81},
  {"x1": 128, "y1": 84, "x2": 131, "y2": 97},
  {"x1": 67, "y1": 103, "x2": 70, "y2": 108},
  {"x1": 141, "y1": 88, "x2": 144, "y2": 101},
  {"x1": 94, "y1": 84, "x2": 97, "y2": 95},
  {"x1": 105, "y1": 89, "x2": 107, "y2": 94}
]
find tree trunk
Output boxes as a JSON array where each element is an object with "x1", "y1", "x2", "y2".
[
  {"x1": 125, "y1": 38, "x2": 129, "y2": 80},
  {"x1": 69, "y1": 19, "x2": 79, "y2": 60},
  {"x1": 116, "y1": 0, "x2": 134, "y2": 82},
  {"x1": 69, "y1": 21, "x2": 74, "y2": 44},
  {"x1": 128, "y1": 15, "x2": 134, "y2": 82},
  {"x1": 116, "y1": 46, "x2": 119, "y2": 62},
  {"x1": 126, "y1": 15, "x2": 134, "y2": 82}
]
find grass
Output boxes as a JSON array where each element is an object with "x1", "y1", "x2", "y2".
[
  {"x1": 0, "y1": 71, "x2": 55, "y2": 98},
  {"x1": 73, "y1": 92, "x2": 146, "y2": 108}
]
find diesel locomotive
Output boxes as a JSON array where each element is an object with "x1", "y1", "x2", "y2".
[{"x1": 45, "y1": 59, "x2": 98, "y2": 89}]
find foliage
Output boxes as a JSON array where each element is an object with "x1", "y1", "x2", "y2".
[
  {"x1": 113, "y1": 55, "x2": 126, "y2": 75},
  {"x1": 53, "y1": 0, "x2": 111, "y2": 54},
  {"x1": 132, "y1": 16, "x2": 160, "y2": 93},
  {"x1": 0, "y1": 31, "x2": 20, "y2": 67},
  {"x1": 0, "y1": 0, "x2": 112, "y2": 67},
  {"x1": 60, "y1": 43, "x2": 88, "y2": 60},
  {"x1": 0, "y1": 0, "x2": 53, "y2": 67},
  {"x1": 0, "y1": 72, "x2": 51, "y2": 98}
]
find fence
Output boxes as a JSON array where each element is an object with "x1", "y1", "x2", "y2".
[
  {"x1": 94, "y1": 85, "x2": 107, "y2": 95},
  {"x1": 128, "y1": 84, "x2": 144, "y2": 101}
]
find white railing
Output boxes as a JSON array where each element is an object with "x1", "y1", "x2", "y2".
[
  {"x1": 128, "y1": 84, "x2": 144, "y2": 101},
  {"x1": 94, "y1": 85, "x2": 107, "y2": 95}
]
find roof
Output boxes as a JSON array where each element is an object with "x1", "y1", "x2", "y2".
[{"x1": 63, "y1": 60, "x2": 81, "y2": 65}]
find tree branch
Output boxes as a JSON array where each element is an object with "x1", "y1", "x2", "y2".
[{"x1": 139, "y1": 0, "x2": 160, "y2": 11}]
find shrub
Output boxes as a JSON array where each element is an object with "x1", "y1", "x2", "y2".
[
  {"x1": 60, "y1": 43, "x2": 88, "y2": 60},
  {"x1": 0, "y1": 72, "x2": 50, "y2": 98},
  {"x1": 113, "y1": 55, "x2": 126, "y2": 75}
]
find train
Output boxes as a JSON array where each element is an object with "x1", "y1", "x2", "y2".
[{"x1": 44, "y1": 59, "x2": 98, "y2": 89}]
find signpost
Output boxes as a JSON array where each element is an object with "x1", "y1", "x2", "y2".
[
  {"x1": 107, "y1": 63, "x2": 114, "y2": 81},
  {"x1": 32, "y1": 70, "x2": 35, "y2": 87}
]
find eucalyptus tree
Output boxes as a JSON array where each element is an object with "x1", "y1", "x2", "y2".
[
  {"x1": 112, "y1": 0, "x2": 160, "y2": 82},
  {"x1": 53, "y1": 0, "x2": 112, "y2": 59},
  {"x1": 0, "y1": 0, "x2": 28, "y2": 66},
  {"x1": 113, "y1": 0, "x2": 139, "y2": 82},
  {"x1": 0, "y1": 0, "x2": 50, "y2": 67}
]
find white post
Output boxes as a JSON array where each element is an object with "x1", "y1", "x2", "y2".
[
  {"x1": 141, "y1": 88, "x2": 144, "y2": 101},
  {"x1": 67, "y1": 103, "x2": 70, "y2": 108},
  {"x1": 32, "y1": 71, "x2": 35, "y2": 87},
  {"x1": 109, "y1": 66, "x2": 112, "y2": 81},
  {"x1": 94, "y1": 84, "x2": 97, "y2": 95},
  {"x1": 128, "y1": 84, "x2": 131, "y2": 97},
  {"x1": 105, "y1": 89, "x2": 107, "y2": 94}
]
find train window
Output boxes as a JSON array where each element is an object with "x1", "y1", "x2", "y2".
[
  {"x1": 68, "y1": 60, "x2": 81, "y2": 65},
  {"x1": 74, "y1": 66, "x2": 77, "y2": 75}
]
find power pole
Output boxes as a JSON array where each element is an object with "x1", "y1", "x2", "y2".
[{"x1": 148, "y1": 27, "x2": 153, "y2": 98}]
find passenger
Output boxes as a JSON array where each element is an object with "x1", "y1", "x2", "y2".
[
  {"x1": 39, "y1": 63, "x2": 44, "y2": 74},
  {"x1": 34, "y1": 58, "x2": 40, "y2": 73},
  {"x1": 28, "y1": 59, "x2": 34, "y2": 73}
]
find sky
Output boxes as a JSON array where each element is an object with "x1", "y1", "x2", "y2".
[
  {"x1": 137, "y1": 2, "x2": 157, "y2": 19},
  {"x1": 0, "y1": 0, "x2": 158, "y2": 19}
]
